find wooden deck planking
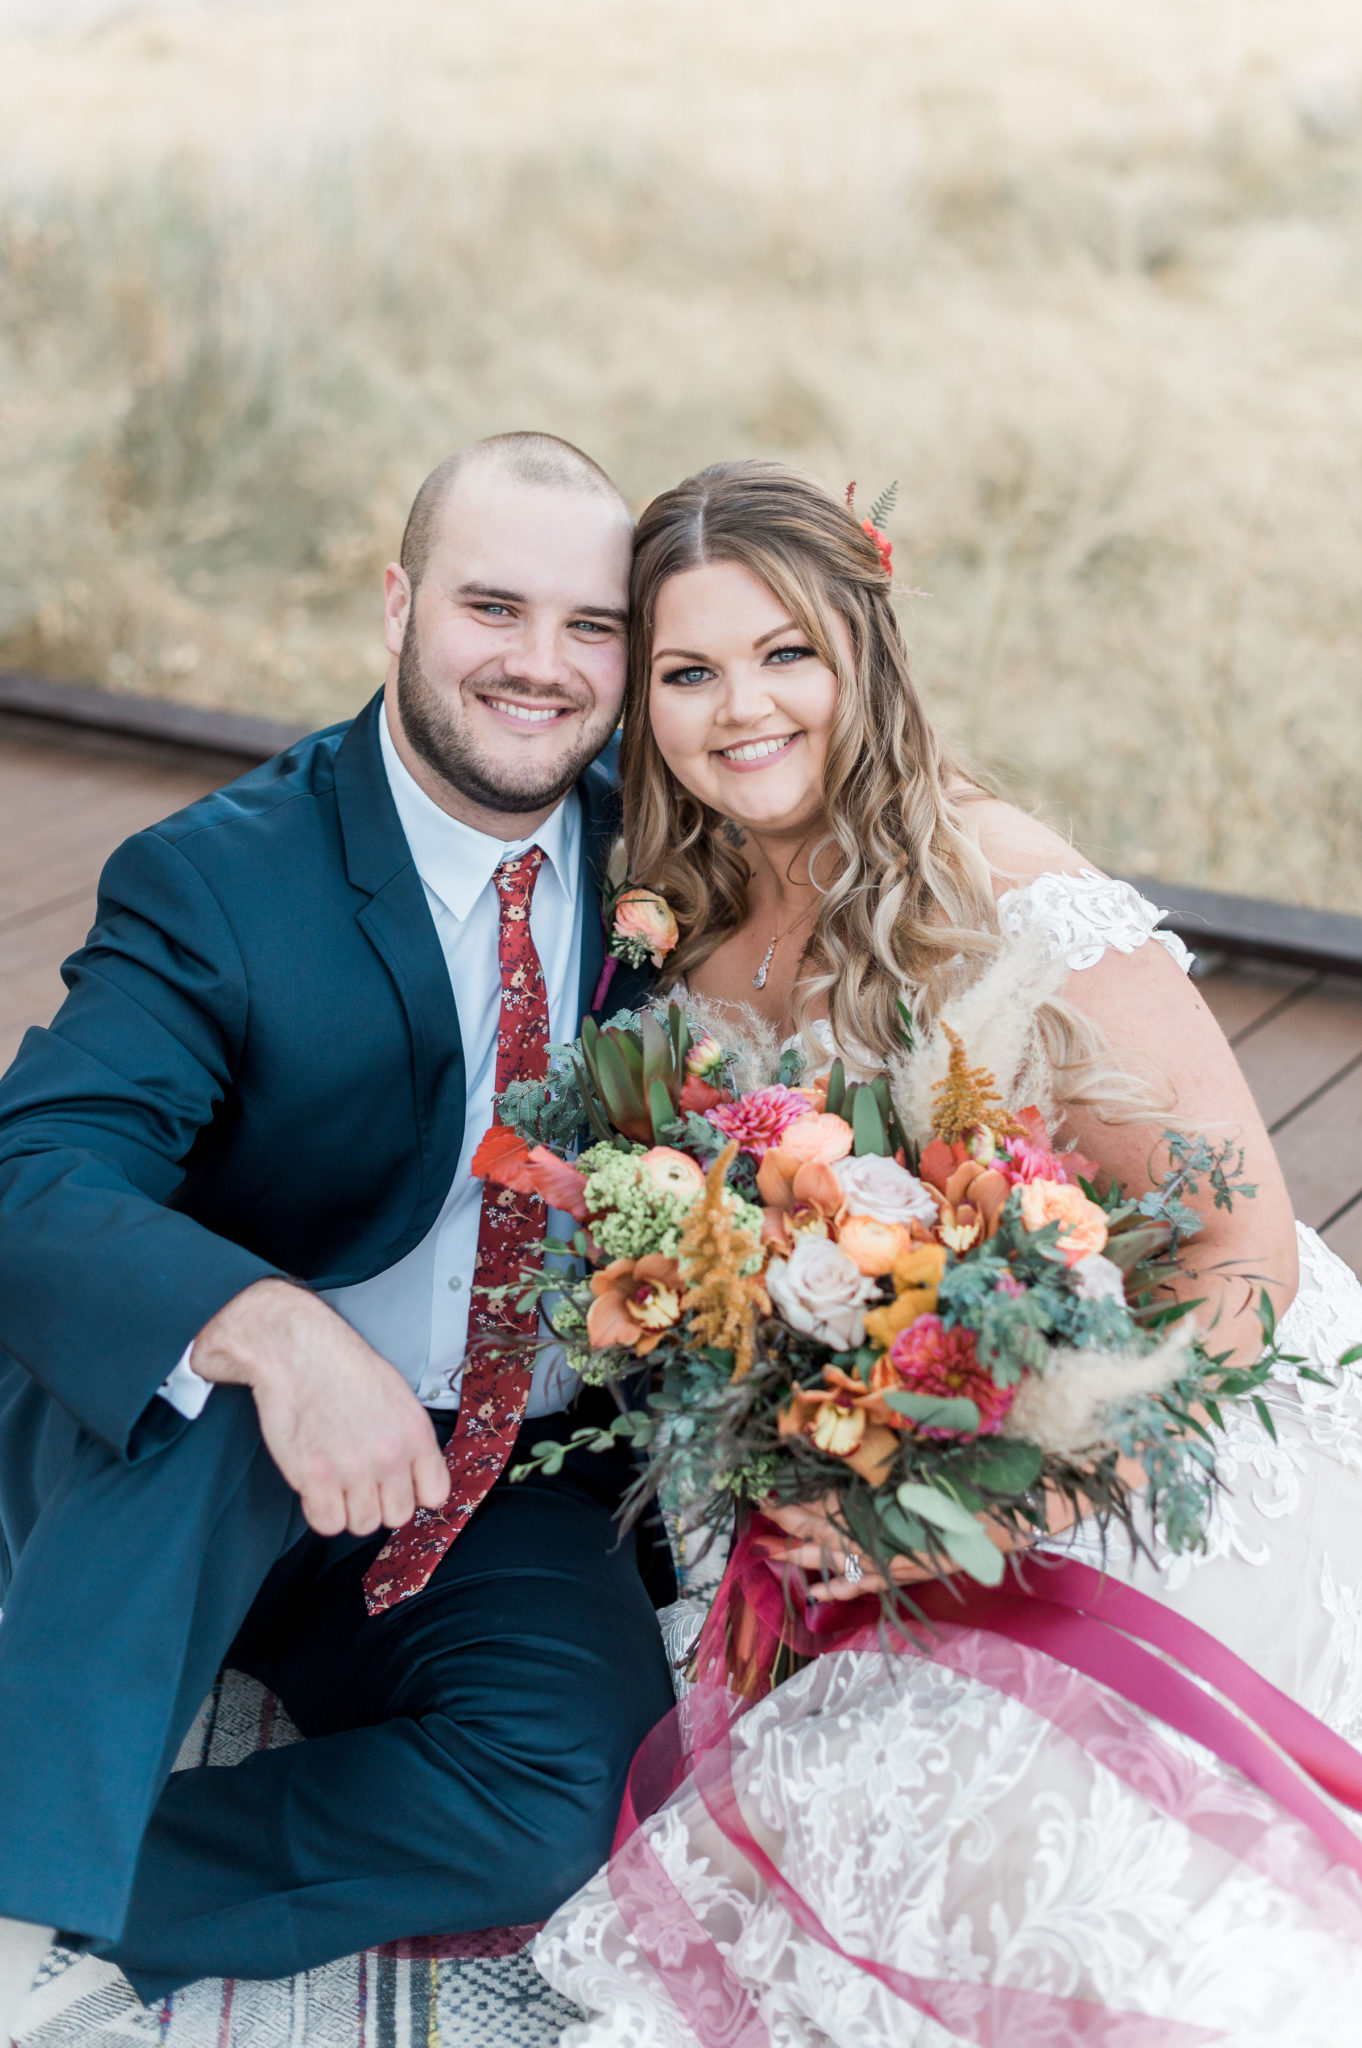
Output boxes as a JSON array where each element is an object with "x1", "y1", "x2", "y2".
[
  {"x1": 0, "y1": 731, "x2": 1360, "y2": 1276},
  {"x1": 0, "y1": 731, "x2": 224, "y2": 1067},
  {"x1": 1194, "y1": 956, "x2": 1362, "y2": 1263},
  {"x1": 1222, "y1": 977, "x2": 1362, "y2": 1136},
  {"x1": 1195, "y1": 961, "x2": 1319, "y2": 1041}
]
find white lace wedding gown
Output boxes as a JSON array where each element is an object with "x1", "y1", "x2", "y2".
[{"x1": 535, "y1": 874, "x2": 1362, "y2": 2048}]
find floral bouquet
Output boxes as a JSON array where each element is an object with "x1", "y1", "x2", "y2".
[{"x1": 473, "y1": 996, "x2": 1317, "y2": 1634}]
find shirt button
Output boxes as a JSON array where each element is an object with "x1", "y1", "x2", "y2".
[{"x1": 447, "y1": 1275, "x2": 463, "y2": 1292}]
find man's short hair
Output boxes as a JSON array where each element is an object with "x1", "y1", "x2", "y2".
[{"x1": 399, "y1": 432, "x2": 630, "y2": 592}]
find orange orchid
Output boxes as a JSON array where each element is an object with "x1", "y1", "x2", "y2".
[
  {"x1": 930, "y1": 1158, "x2": 1011, "y2": 1254},
  {"x1": 778, "y1": 1366, "x2": 900, "y2": 1486},
  {"x1": 586, "y1": 1255, "x2": 684, "y2": 1355},
  {"x1": 757, "y1": 1147, "x2": 845, "y2": 1254}
]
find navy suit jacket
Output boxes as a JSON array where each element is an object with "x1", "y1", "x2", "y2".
[{"x1": 0, "y1": 691, "x2": 655, "y2": 1461}]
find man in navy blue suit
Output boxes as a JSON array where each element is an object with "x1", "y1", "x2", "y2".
[{"x1": 0, "y1": 431, "x2": 674, "y2": 2035}]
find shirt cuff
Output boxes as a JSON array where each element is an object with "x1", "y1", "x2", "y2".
[{"x1": 157, "y1": 1343, "x2": 214, "y2": 1420}]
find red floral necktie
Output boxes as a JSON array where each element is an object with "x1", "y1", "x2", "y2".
[{"x1": 364, "y1": 847, "x2": 549, "y2": 1614}]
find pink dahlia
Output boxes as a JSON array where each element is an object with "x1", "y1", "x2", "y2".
[
  {"x1": 706, "y1": 1084, "x2": 813, "y2": 1160},
  {"x1": 1001, "y1": 1134, "x2": 1074, "y2": 1185},
  {"x1": 886, "y1": 1314, "x2": 1016, "y2": 1438}
]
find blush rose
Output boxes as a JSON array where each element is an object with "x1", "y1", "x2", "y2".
[{"x1": 766, "y1": 1237, "x2": 881, "y2": 1351}]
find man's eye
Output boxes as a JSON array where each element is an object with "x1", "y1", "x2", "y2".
[
  {"x1": 766, "y1": 644, "x2": 814, "y2": 666},
  {"x1": 474, "y1": 603, "x2": 512, "y2": 618},
  {"x1": 662, "y1": 665, "x2": 713, "y2": 686},
  {"x1": 569, "y1": 619, "x2": 610, "y2": 635}
]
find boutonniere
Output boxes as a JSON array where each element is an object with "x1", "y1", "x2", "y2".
[{"x1": 607, "y1": 884, "x2": 680, "y2": 970}]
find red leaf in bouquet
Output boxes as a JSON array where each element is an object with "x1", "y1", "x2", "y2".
[
  {"x1": 470, "y1": 1125, "x2": 532, "y2": 1185},
  {"x1": 470, "y1": 1127, "x2": 588, "y2": 1219},
  {"x1": 1016, "y1": 1106, "x2": 1050, "y2": 1146},
  {"x1": 918, "y1": 1137, "x2": 963, "y2": 1195},
  {"x1": 524, "y1": 1147, "x2": 589, "y2": 1221},
  {"x1": 679, "y1": 1074, "x2": 726, "y2": 1114}
]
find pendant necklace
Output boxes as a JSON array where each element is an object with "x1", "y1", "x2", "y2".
[{"x1": 753, "y1": 904, "x2": 816, "y2": 990}]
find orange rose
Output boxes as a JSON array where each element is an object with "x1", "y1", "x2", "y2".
[
  {"x1": 1019, "y1": 1179, "x2": 1109, "y2": 1266},
  {"x1": 638, "y1": 1147, "x2": 706, "y2": 1203},
  {"x1": 778, "y1": 1112, "x2": 854, "y2": 1166},
  {"x1": 836, "y1": 1213, "x2": 911, "y2": 1277}
]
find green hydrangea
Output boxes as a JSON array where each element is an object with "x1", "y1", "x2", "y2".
[
  {"x1": 580, "y1": 1143, "x2": 691, "y2": 1260},
  {"x1": 728, "y1": 1192, "x2": 767, "y2": 1275},
  {"x1": 578, "y1": 1142, "x2": 766, "y2": 1269}
]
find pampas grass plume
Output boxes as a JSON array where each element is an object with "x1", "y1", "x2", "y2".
[{"x1": 1001, "y1": 1328, "x2": 1197, "y2": 1460}]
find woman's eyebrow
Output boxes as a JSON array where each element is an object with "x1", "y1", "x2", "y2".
[
  {"x1": 652, "y1": 647, "x2": 710, "y2": 663},
  {"x1": 753, "y1": 621, "x2": 799, "y2": 648}
]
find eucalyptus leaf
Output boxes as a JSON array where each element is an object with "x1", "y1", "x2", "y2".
[
  {"x1": 881, "y1": 1391, "x2": 982, "y2": 1434},
  {"x1": 960, "y1": 1437, "x2": 1044, "y2": 1494},
  {"x1": 876, "y1": 1497, "x2": 928, "y2": 1554},
  {"x1": 896, "y1": 1482, "x2": 1005, "y2": 1585}
]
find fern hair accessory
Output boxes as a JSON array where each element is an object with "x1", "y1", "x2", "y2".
[{"x1": 845, "y1": 478, "x2": 897, "y2": 577}]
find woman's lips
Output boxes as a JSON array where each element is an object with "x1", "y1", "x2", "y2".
[{"x1": 712, "y1": 732, "x2": 801, "y2": 772}]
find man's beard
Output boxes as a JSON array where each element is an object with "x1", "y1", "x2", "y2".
[{"x1": 396, "y1": 625, "x2": 616, "y2": 815}]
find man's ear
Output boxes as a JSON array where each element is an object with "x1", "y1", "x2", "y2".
[{"x1": 384, "y1": 564, "x2": 412, "y2": 659}]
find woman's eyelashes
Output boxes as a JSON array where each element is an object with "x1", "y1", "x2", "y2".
[{"x1": 658, "y1": 644, "x2": 815, "y2": 688}]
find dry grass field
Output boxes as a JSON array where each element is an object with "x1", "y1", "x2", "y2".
[{"x1": 1, "y1": 0, "x2": 1361, "y2": 907}]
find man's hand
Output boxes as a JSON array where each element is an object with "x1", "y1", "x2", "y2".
[{"x1": 193, "y1": 1279, "x2": 451, "y2": 1537}]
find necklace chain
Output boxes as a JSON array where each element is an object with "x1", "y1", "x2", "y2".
[{"x1": 753, "y1": 902, "x2": 816, "y2": 990}]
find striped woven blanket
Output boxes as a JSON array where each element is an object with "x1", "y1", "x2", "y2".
[{"x1": 16, "y1": 1670, "x2": 582, "y2": 2048}]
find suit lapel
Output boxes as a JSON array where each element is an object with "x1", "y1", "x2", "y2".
[
  {"x1": 576, "y1": 749, "x2": 621, "y2": 1023},
  {"x1": 334, "y1": 694, "x2": 467, "y2": 1219},
  {"x1": 574, "y1": 741, "x2": 667, "y2": 1021}
]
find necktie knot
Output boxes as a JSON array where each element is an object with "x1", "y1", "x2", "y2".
[{"x1": 494, "y1": 846, "x2": 545, "y2": 918}]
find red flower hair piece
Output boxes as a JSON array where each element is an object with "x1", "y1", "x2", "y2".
[{"x1": 845, "y1": 480, "x2": 895, "y2": 577}]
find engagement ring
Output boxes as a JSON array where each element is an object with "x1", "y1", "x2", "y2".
[{"x1": 843, "y1": 1551, "x2": 864, "y2": 1584}]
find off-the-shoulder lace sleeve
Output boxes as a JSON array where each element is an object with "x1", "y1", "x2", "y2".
[{"x1": 997, "y1": 868, "x2": 1194, "y2": 974}]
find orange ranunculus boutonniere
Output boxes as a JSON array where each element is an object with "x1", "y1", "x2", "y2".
[{"x1": 609, "y1": 888, "x2": 679, "y2": 970}]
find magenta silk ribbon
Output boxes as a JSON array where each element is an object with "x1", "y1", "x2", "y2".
[{"x1": 605, "y1": 1519, "x2": 1362, "y2": 2048}]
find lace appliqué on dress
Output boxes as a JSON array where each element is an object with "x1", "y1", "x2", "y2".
[{"x1": 998, "y1": 868, "x2": 1194, "y2": 976}]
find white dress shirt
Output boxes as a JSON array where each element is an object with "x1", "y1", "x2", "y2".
[{"x1": 159, "y1": 699, "x2": 586, "y2": 1419}]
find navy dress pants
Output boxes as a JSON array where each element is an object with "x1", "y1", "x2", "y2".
[{"x1": 0, "y1": 1368, "x2": 675, "y2": 2000}]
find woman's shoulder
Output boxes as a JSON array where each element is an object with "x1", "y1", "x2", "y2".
[
  {"x1": 950, "y1": 789, "x2": 1094, "y2": 897},
  {"x1": 950, "y1": 792, "x2": 1191, "y2": 975}
]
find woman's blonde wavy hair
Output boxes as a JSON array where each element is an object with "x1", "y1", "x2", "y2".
[{"x1": 621, "y1": 459, "x2": 1165, "y2": 1132}]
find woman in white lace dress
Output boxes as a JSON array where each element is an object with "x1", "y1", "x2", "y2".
[{"x1": 534, "y1": 461, "x2": 1362, "y2": 2047}]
